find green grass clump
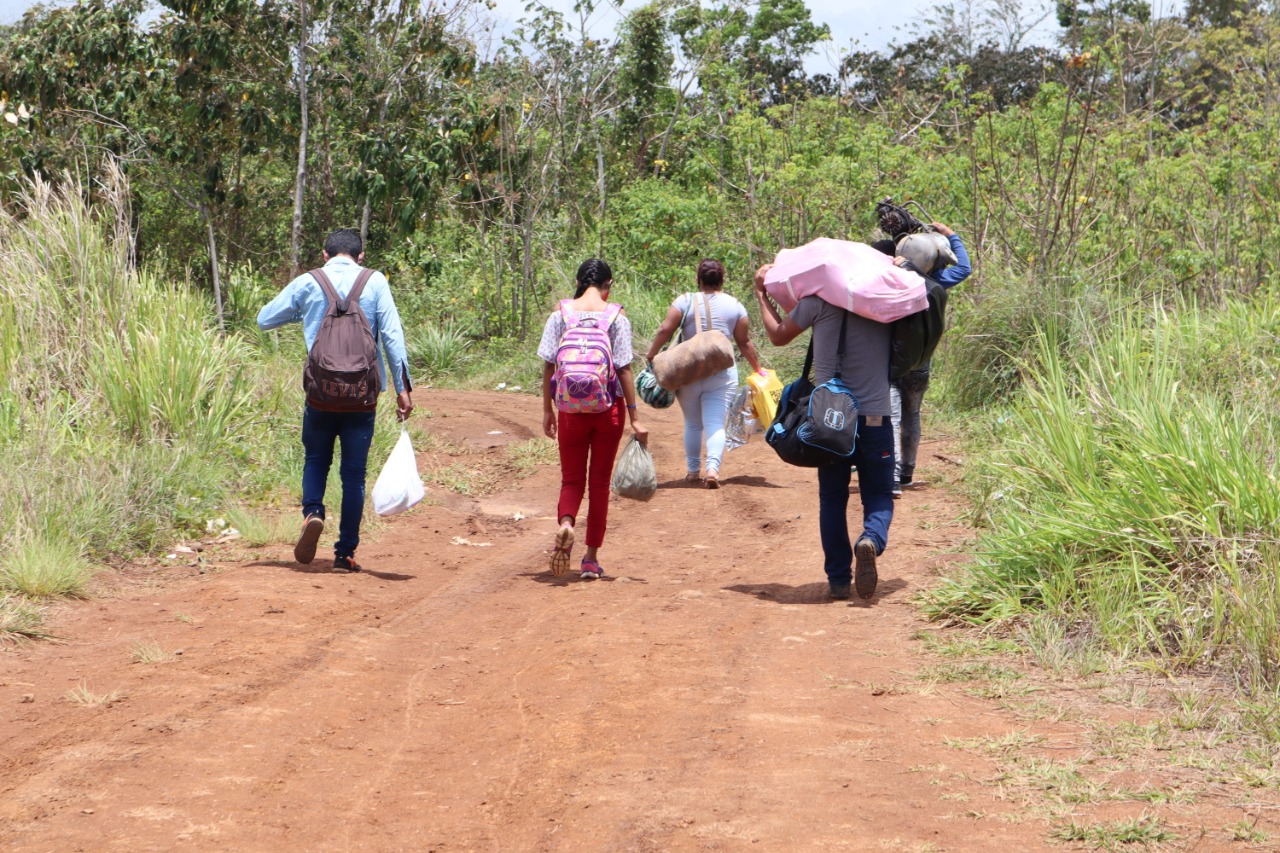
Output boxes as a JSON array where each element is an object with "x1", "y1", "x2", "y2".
[
  {"x1": 1, "y1": 536, "x2": 93, "y2": 598},
  {"x1": 924, "y1": 300, "x2": 1280, "y2": 691},
  {"x1": 409, "y1": 322, "x2": 473, "y2": 381}
]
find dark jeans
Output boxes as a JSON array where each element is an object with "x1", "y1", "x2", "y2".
[
  {"x1": 301, "y1": 406, "x2": 377, "y2": 559},
  {"x1": 816, "y1": 417, "x2": 895, "y2": 586},
  {"x1": 891, "y1": 368, "x2": 930, "y2": 481}
]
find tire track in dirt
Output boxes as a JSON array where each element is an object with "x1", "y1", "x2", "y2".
[{"x1": 4, "y1": 390, "x2": 1278, "y2": 850}]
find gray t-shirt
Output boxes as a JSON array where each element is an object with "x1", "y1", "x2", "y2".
[
  {"x1": 788, "y1": 296, "x2": 892, "y2": 416},
  {"x1": 673, "y1": 291, "x2": 747, "y2": 341}
]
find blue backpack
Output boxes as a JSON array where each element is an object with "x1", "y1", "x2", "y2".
[{"x1": 766, "y1": 309, "x2": 860, "y2": 467}]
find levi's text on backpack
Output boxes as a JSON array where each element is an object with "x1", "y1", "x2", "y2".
[
  {"x1": 553, "y1": 300, "x2": 623, "y2": 414},
  {"x1": 303, "y1": 268, "x2": 380, "y2": 412}
]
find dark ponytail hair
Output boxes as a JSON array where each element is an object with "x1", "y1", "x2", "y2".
[
  {"x1": 574, "y1": 258, "x2": 613, "y2": 298},
  {"x1": 697, "y1": 258, "x2": 725, "y2": 290}
]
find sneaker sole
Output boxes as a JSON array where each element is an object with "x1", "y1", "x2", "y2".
[
  {"x1": 550, "y1": 526, "x2": 574, "y2": 576},
  {"x1": 294, "y1": 516, "x2": 324, "y2": 565},
  {"x1": 854, "y1": 540, "x2": 878, "y2": 599}
]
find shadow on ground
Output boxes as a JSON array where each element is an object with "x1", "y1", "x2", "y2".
[
  {"x1": 247, "y1": 559, "x2": 415, "y2": 582},
  {"x1": 723, "y1": 578, "x2": 907, "y2": 605}
]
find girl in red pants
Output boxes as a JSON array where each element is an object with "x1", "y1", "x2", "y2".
[{"x1": 538, "y1": 259, "x2": 648, "y2": 579}]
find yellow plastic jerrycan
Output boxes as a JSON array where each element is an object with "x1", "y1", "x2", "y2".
[{"x1": 746, "y1": 369, "x2": 784, "y2": 426}]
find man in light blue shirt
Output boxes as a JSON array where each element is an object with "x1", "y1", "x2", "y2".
[{"x1": 257, "y1": 229, "x2": 414, "y2": 572}]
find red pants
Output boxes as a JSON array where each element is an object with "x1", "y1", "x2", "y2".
[{"x1": 556, "y1": 402, "x2": 626, "y2": 548}]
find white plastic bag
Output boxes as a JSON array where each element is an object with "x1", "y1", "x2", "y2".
[
  {"x1": 611, "y1": 436, "x2": 657, "y2": 501},
  {"x1": 372, "y1": 426, "x2": 425, "y2": 516}
]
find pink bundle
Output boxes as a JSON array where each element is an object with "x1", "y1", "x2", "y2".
[{"x1": 763, "y1": 238, "x2": 927, "y2": 323}]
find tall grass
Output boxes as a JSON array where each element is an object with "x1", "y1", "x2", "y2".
[
  {"x1": 0, "y1": 170, "x2": 295, "y2": 623},
  {"x1": 924, "y1": 299, "x2": 1280, "y2": 690}
]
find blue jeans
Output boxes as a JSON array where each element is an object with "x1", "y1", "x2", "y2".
[
  {"x1": 301, "y1": 406, "x2": 377, "y2": 559},
  {"x1": 676, "y1": 368, "x2": 738, "y2": 475},
  {"x1": 816, "y1": 417, "x2": 895, "y2": 586}
]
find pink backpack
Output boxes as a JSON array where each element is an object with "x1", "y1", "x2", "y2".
[{"x1": 553, "y1": 300, "x2": 623, "y2": 414}]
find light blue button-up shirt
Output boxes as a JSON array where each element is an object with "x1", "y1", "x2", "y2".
[{"x1": 256, "y1": 255, "x2": 413, "y2": 395}]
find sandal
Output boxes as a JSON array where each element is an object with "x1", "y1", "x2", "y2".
[
  {"x1": 705, "y1": 470, "x2": 720, "y2": 490},
  {"x1": 549, "y1": 525, "x2": 574, "y2": 576},
  {"x1": 685, "y1": 472, "x2": 702, "y2": 484}
]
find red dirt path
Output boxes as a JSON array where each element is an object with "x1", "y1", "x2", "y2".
[{"x1": 1, "y1": 391, "x2": 1272, "y2": 851}]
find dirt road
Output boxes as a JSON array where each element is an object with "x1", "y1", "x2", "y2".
[{"x1": 2, "y1": 392, "x2": 1274, "y2": 851}]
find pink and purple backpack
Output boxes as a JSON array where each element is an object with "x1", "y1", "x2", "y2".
[{"x1": 553, "y1": 300, "x2": 622, "y2": 414}]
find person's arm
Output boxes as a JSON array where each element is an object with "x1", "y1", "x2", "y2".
[
  {"x1": 733, "y1": 314, "x2": 764, "y2": 374},
  {"x1": 931, "y1": 223, "x2": 972, "y2": 288},
  {"x1": 542, "y1": 361, "x2": 557, "y2": 439},
  {"x1": 644, "y1": 304, "x2": 684, "y2": 363},
  {"x1": 753, "y1": 264, "x2": 805, "y2": 347},
  {"x1": 373, "y1": 275, "x2": 414, "y2": 419},
  {"x1": 616, "y1": 365, "x2": 648, "y2": 447},
  {"x1": 612, "y1": 311, "x2": 648, "y2": 445},
  {"x1": 256, "y1": 274, "x2": 307, "y2": 331}
]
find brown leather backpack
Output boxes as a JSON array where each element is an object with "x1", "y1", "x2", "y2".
[{"x1": 303, "y1": 268, "x2": 380, "y2": 412}]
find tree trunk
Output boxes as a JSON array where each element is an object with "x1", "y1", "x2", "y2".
[
  {"x1": 203, "y1": 204, "x2": 225, "y2": 331},
  {"x1": 290, "y1": 0, "x2": 309, "y2": 275}
]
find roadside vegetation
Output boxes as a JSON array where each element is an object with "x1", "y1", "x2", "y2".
[{"x1": 4, "y1": 0, "x2": 1280, "y2": 805}]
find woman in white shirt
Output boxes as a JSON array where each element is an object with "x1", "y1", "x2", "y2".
[{"x1": 644, "y1": 259, "x2": 765, "y2": 489}]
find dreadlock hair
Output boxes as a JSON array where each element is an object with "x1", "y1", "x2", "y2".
[
  {"x1": 696, "y1": 258, "x2": 725, "y2": 290},
  {"x1": 574, "y1": 258, "x2": 613, "y2": 298}
]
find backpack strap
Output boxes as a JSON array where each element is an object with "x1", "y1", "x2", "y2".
[
  {"x1": 311, "y1": 267, "x2": 376, "y2": 317},
  {"x1": 347, "y1": 268, "x2": 375, "y2": 305},
  {"x1": 833, "y1": 309, "x2": 850, "y2": 381},
  {"x1": 559, "y1": 298, "x2": 577, "y2": 328},
  {"x1": 310, "y1": 268, "x2": 340, "y2": 310},
  {"x1": 697, "y1": 292, "x2": 713, "y2": 334},
  {"x1": 599, "y1": 302, "x2": 623, "y2": 331}
]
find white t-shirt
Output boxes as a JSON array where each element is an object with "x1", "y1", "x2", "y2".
[{"x1": 672, "y1": 291, "x2": 747, "y2": 341}]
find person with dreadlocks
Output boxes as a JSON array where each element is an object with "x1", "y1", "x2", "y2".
[{"x1": 871, "y1": 221, "x2": 971, "y2": 497}]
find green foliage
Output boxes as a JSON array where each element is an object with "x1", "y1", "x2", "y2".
[
  {"x1": 924, "y1": 301, "x2": 1280, "y2": 690},
  {"x1": 0, "y1": 178, "x2": 295, "y2": 572}
]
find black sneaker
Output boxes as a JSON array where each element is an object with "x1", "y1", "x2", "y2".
[
  {"x1": 854, "y1": 538, "x2": 878, "y2": 599},
  {"x1": 333, "y1": 555, "x2": 362, "y2": 574},
  {"x1": 294, "y1": 515, "x2": 324, "y2": 565},
  {"x1": 829, "y1": 582, "x2": 851, "y2": 601}
]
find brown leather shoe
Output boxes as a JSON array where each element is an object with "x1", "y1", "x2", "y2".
[{"x1": 294, "y1": 515, "x2": 324, "y2": 565}]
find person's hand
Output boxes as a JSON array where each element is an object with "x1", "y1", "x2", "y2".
[
  {"x1": 396, "y1": 391, "x2": 414, "y2": 420},
  {"x1": 543, "y1": 409, "x2": 557, "y2": 439},
  {"x1": 893, "y1": 256, "x2": 907, "y2": 267},
  {"x1": 931, "y1": 222, "x2": 955, "y2": 237},
  {"x1": 753, "y1": 264, "x2": 773, "y2": 294},
  {"x1": 631, "y1": 420, "x2": 649, "y2": 447}
]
